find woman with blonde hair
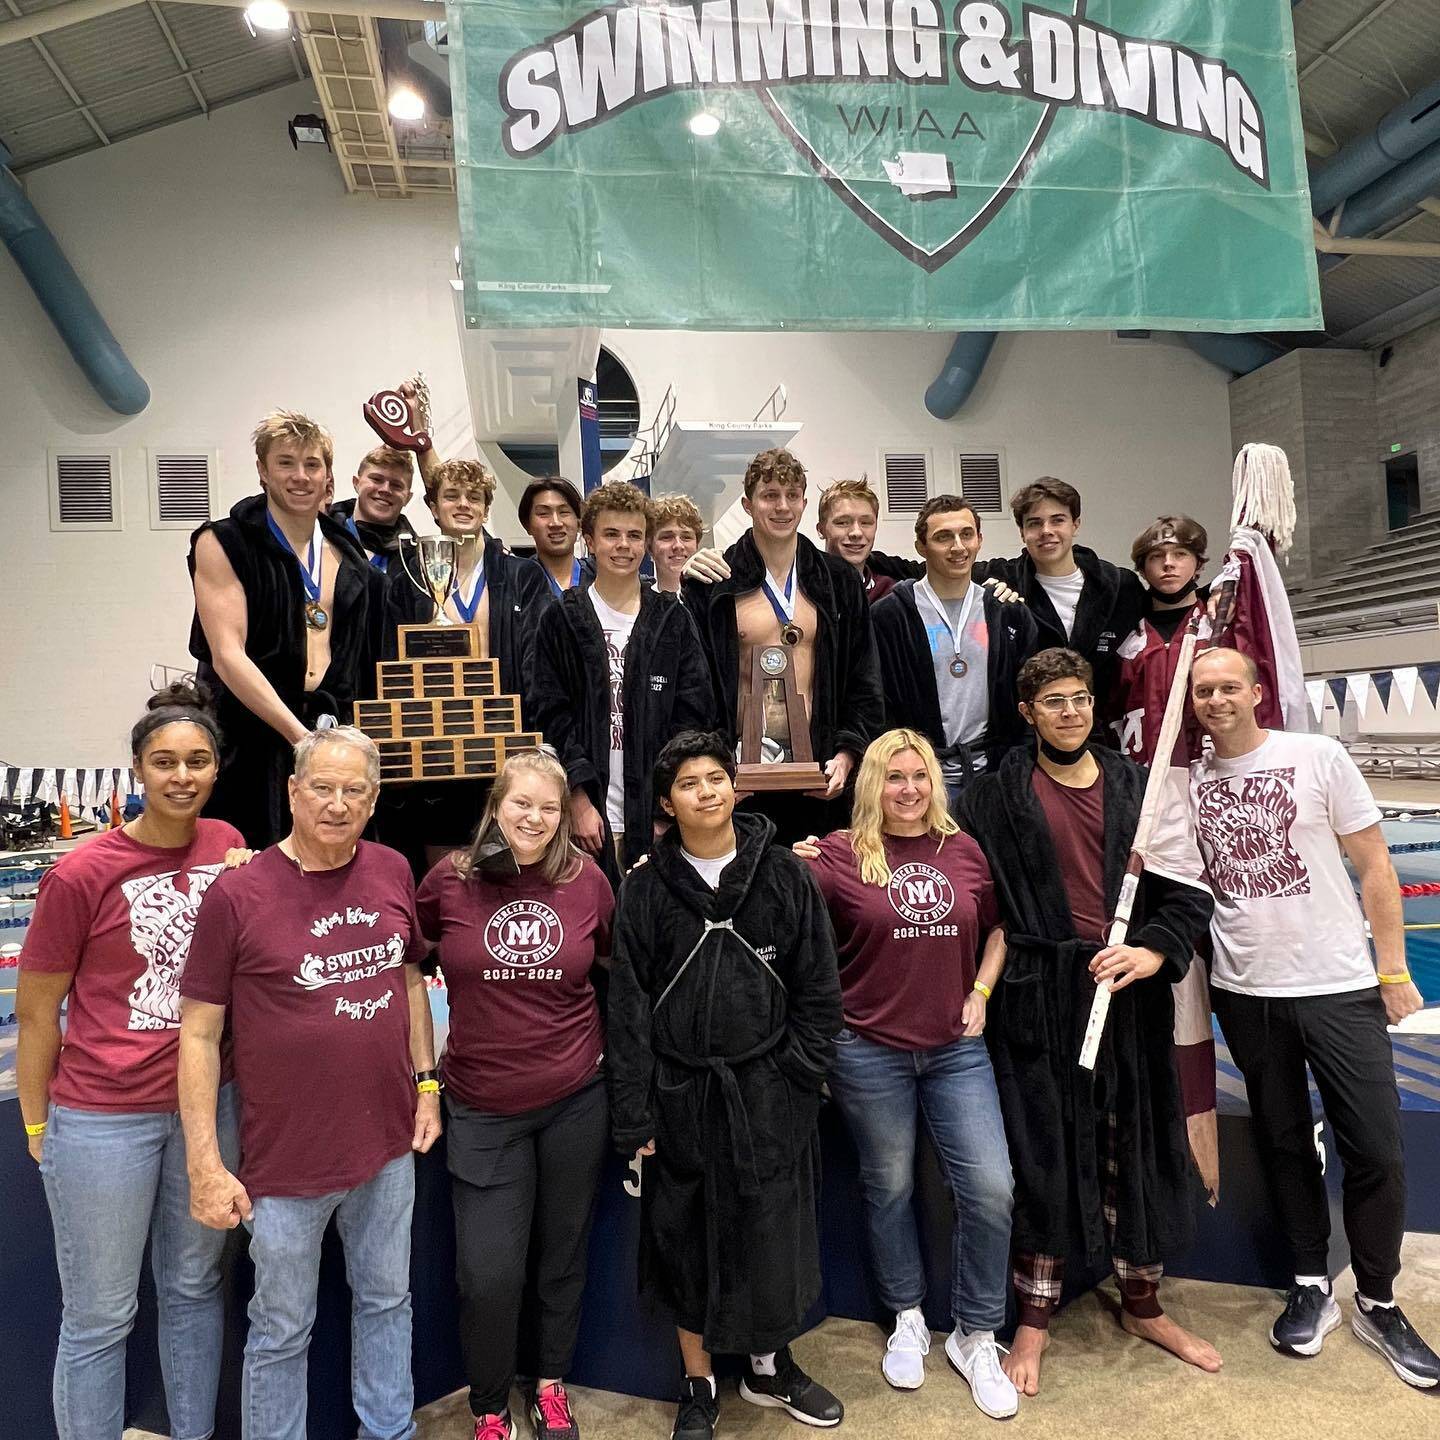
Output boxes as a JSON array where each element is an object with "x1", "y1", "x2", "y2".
[
  {"x1": 797, "y1": 728, "x2": 1016, "y2": 1419},
  {"x1": 416, "y1": 747, "x2": 614, "y2": 1440}
]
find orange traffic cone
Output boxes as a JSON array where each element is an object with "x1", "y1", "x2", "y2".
[
  {"x1": 57, "y1": 794, "x2": 73, "y2": 840},
  {"x1": 109, "y1": 787, "x2": 122, "y2": 829}
]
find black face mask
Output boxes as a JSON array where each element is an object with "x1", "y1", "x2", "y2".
[
  {"x1": 471, "y1": 822, "x2": 520, "y2": 879},
  {"x1": 1038, "y1": 735, "x2": 1090, "y2": 767},
  {"x1": 1152, "y1": 578, "x2": 1198, "y2": 606},
  {"x1": 354, "y1": 515, "x2": 405, "y2": 556}
]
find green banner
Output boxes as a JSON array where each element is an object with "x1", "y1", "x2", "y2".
[{"x1": 449, "y1": 1, "x2": 1322, "y2": 332}]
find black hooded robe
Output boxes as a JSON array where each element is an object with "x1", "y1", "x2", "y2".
[
  {"x1": 955, "y1": 747, "x2": 1212, "y2": 1267},
  {"x1": 607, "y1": 813, "x2": 844, "y2": 1353}
]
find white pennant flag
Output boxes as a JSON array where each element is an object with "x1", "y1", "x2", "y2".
[
  {"x1": 1393, "y1": 666, "x2": 1419, "y2": 714},
  {"x1": 16, "y1": 768, "x2": 35, "y2": 804},
  {"x1": 1346, "y1": 673, "x2": 1373, "y2": 718},
  {"x1": 1305, "y1": 679, "x2": 1325, "y2": 721},
  {"x1": 80, "y1": 769, "x2": 98, "y2": 809},
  {"x1": 39, "y1": 769, "x2": 58, "y2": 804}
]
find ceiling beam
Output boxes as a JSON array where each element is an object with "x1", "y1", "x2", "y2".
[
  {"x1": 1, "y1": 0, "x2": 110, "y2": 146},
  {"x1": 1334, "y1": 282, "x2": 1440, "y2": 347},
  {"x1": 145, "y1": 0, "x2": 209, "y2": 115},
  {"x1": 0, "y1": 0, "x2": 442, "y2": 49}
]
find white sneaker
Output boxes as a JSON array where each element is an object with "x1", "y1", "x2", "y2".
[
  {"x1": 946, "y1": 1328, "x2": 1020, "y2": 1419},
  {"x1": 882, "y1": 1307, "x2": 930, "y2": 1389}
]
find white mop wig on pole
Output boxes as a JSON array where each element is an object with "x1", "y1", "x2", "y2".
[{"x1": 1230, "y1": 443, "x2": 1296, "y2": 555}]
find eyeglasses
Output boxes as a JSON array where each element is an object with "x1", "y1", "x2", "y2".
[{"x1": 1034, "y1": 692, "x2": 1094, "y2": 714}]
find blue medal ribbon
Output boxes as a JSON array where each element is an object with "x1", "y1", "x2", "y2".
[
  {"x1": 266, "y1": 513, "x2": 323, "y2": 603},
  {"x1": 453, "y1": 563, "x2": 487, "y2": 624},
  {"x1": 543, "y1": 558, "x2": 583, "y2": 598},
  {"x1": 341, "y1": 514, "x2": 389, "y2": 572},
  {"x1": 761, "y1": 562, "x2": 796, "y2": 627}
]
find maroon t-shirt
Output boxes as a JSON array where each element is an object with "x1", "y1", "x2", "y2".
[
  {"x1": 182, "y1": 841, "x2": 424, "y2": 1197},
  {"x1": 807, "y1": 830, "x2": 998, "y2": 1051},
  {"x1": 416, "y1": 854, "x2": 613, "y2": 1115},
  {"x1": 20, "y1": 820, "x2": 244, "y2": 1113},
  {"x1": 1032, "y1": 767, "x2": 1108, "y2": 943}
]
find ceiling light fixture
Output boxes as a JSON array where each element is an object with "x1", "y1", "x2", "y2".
[
  {"x1": 688, "y1": 111, "x2": 721, "y2": 137},
  {"x1": 388, "y1": 86, "x2": 426, "y2": 122},
  {"x1": 244, "y1": 1, "x2": 291, "y2": 34}
]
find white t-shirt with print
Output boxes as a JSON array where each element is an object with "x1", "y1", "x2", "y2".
[
  {"x1": 1036, "y1": 568, "x2": 1084, "y2": 639},
  {"x1": 1189, "y1": 731, "x2": 1382, "y2": 997},
  {"x1": 587, "y1": 588, "x2": 638, "y2": 835}
]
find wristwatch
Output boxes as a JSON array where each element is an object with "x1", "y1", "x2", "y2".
[{"x1": 413, "y1": 1068, "x2": 443, "y2": 1092}]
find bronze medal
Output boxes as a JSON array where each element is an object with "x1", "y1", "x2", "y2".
[
  {"x1": 305, "y1": 600, "x2": 329, "y2": 631},
  {"x1": 781, "y1": 622, "x2": 803, "y2": 647},
  {"x1": 950, "y1": 656, "x2": 968, "y2": 678}
]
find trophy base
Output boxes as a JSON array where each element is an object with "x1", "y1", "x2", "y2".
[
  {"x1": 734, "y1": 761, "x2": 828, "y2": 796},
  {"x1": 398, "y1": 623, "x2": 483, "y2": 660}
]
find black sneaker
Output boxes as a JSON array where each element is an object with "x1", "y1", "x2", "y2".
[
  {"x1": 738, "y1": 1347, "x2": 844, "y2": 1428},
  {"x1": 1270, "y1": 1284, "x2": 1342, "y2": 1357},
  {"x1": 673, "y1": 1375, "x2": 719, "y2": 1440},
  {"x1": 1352, "y1": 1302, "x2": 1440, "y2": 1389}
]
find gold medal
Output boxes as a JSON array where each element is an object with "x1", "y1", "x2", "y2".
[
  {"x1": 305, "y1": 600, "x2": 329, "y2": 631},
  {"x1": 781, "y1": 622, "x2": 803, "y2": 647}
]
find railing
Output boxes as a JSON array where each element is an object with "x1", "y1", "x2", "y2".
[
  {"x1": 752, "y1": 382, "x2": 788, "y2": 424},
  {"x1": 1345, "y1": 741, "x2": 1440, "y2": 780},
  {"x1": 628, "y1": 383, "x2": 677, "y2": 482},
  {"x1": 1292, "y1": 598, "x2": 1439, "y2": 642}
]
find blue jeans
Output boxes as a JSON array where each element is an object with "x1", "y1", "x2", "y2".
[
  {"x1": 243, "y1": 1151, "x2": 417, "y2": 1440},
  {"x1": 828, "y1": 1029, "x2": 1013, "y2": 1332},
  {"x1": 40, "y1": 1084, "x2": 240, "y2": 1440}
]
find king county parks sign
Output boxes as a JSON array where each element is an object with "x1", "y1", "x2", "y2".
[{"x1": 448, "y1": 0, "x2": 1323, "y2": 332}]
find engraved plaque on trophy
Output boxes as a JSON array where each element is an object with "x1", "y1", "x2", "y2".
[
  {"x1": 735, "y1": 640, "x2": 827, "y2": 794},
  {"x1": 395, "y1": 535, "x2": 479, "y2": 658}
]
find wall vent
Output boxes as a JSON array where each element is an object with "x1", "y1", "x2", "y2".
[
  {"x1": 958, "y1": 452, "x2": 1004, "y2": 513},
  {"x1": 150, "y1": 451, "x2": 217, "y2": 529},
  {"x1": 49, "y1": 450, "x2": 121, "y2": 531},
  {"x1": 882, "y1": 451, "x2": 930, "y2": 515}
]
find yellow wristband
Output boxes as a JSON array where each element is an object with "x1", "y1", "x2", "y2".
[
  {"x1": 416, "y1": 1079, "x2": 441, "y2": 1094},
  {"x1": 25, "y1": 1121, "x2": 47, "y2": 1137},
  {"x1": 974, "y1": 981, "x2": 992, "y2": 1000},
  {"x1": 1377, "y1": 972, "x2": 1411, "y2": 986}
]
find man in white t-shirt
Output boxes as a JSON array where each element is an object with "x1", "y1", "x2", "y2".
[
  {"x1": 1189, "y1": 648, "x2": 1436, "y2": 1390},
  {"x1": 531, "y1": 481, "x2": 715, "y2": 886}
]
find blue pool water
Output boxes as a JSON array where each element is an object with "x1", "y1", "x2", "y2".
[{"x1": 1384, "y1": 817, "x2": 1440, "y2": 1002}]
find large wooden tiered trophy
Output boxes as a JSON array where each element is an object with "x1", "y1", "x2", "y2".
[{"x1": 354, "y1": 384, "x2": 542, "y2": 783}]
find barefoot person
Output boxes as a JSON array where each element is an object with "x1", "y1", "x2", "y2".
[
  {"x1": 795, "y1": 730, "x2": 1016, "y2": 1418},
  {"x1": 955, "y1": 649, "x2": 1220, "y2": 1394},
  {"x1": 1189, "y1": 649, "x2": 1438, "y2": 1388},
  {"x1": 16, "y1": 683, "x2": 243, "y2": 1440}
]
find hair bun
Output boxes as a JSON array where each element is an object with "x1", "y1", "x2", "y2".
[{"x1": 148, "y1": 677, "x2": 213, "y2": 714}]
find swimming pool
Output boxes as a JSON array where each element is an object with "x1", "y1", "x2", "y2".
[{"x1": 1384, "y1": 816, "x2": 1440, "y2": 1005}]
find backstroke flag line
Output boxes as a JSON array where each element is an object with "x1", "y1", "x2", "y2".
[{"x1": 448, "y1": 0, "x2": 1323, "y2": 331}]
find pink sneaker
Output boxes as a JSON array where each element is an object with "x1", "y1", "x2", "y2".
[
  {"x1": 530, "y1": 1382, "x2": 579, "y2": 1440},
  {"x1": 474, "y1": 1413, "x2": 514, "y2": 1440}
]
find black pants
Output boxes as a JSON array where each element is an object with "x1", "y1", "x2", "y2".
[
  {"x1": 447, "y1": 1078, "x2": 609, "y2": 1416},
  {"x1": 1213, "y1": 986, "x2": 1406, "y2": 1300}
]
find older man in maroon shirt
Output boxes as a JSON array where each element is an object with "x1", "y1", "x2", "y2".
[{"x1": 179, "y1": 726, "x2": 439, "y2": 1440}]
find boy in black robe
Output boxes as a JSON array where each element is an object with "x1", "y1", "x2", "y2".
[
  {"x1": 608, "y1": 731, "x2": 845, "y2": 1439},
  {"x1": 954, "y1": 648, "x2": 1219, "y2": 1396}
]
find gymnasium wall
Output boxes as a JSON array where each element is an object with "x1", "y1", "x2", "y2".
[{"x1": 0, "y1": 82, "x2": 1236, "y2": 764}]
